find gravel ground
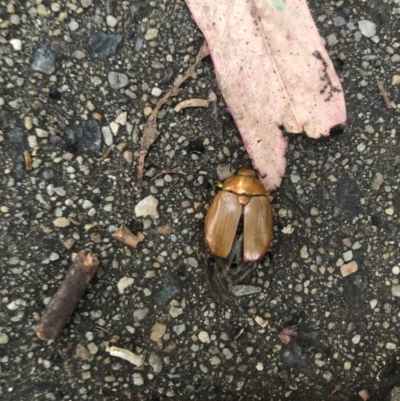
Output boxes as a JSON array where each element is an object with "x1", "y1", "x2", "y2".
[{"x1": 1, "y1": 0, "x2": 400, "y2": 400}]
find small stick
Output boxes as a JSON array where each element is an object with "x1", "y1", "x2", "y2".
[
  {"x1": 151, "y1": 169, "x2": 186, "y2": 180},
  {"x1": 33, "y1": 250, "x2": 99, "y2": 342},
  {"x1": 377, "y1": 81, "x2": 393, "y2": 109},
  {"x1": 24, "y1": 151, "x2": 32, "y2": 171}
]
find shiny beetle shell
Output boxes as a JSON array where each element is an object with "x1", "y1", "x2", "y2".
[{"x1": 205, "y1": 167, "x2": 273, "y2": 262}]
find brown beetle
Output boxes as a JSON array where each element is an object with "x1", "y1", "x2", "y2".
[{"x1": 204, "y1": 167, "x2": 273, "y2": 302}]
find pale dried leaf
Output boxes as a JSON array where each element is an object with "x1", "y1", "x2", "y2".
[{"x1": 185, "y1": 0, "x2": 346, "y2": 190}]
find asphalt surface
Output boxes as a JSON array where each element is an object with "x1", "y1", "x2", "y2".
[{"x1": 1, "y1": 1, "x2": 400, "y2": 400}]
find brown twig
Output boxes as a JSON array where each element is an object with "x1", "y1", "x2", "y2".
[
  {"x1": 377, "y1": 81, "x2": 393, "y2": 109},
  {"x1": 33, "y1": 250, "x2": 99, "y2": 342},
  {"x1": 24, "y1": 151, "x2": 32, "y2": 171},
  {"x1": 151, "y1": 169, "x2": 186, "y2": 180},
  {"x1": 137, "y1": 42, "x2": 209, "y2": 190}
]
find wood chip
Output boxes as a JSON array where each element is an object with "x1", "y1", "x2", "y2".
[
  {"x1": 174, "y1": 98, "x2": 209, "y2": 112},
  {"x1": 112, "y1": 225, "x2": 144, "y2": 248}
]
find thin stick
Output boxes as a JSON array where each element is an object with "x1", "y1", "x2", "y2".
[
  {"x1": 377, "y1": 81, "x2": 393, "y2": 109},
  {"x1": 137, "y1": 42, "x2": 209, "y2": 190},
  {"x1": 33, "y1": 250, "x2": 99, "y2": 342}
]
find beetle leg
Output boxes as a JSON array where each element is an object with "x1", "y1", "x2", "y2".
[{"x1": 204, "y1": 250, "x2": 232, "y2": 304}]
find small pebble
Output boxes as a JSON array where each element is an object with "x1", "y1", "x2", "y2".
[
  {"x1": 117, "y1": 277, "x2": 134, "y2": 294},
  {"x1": 0, "y1": 333, "x2": 9, "y2": 344},
  {"x1": 300, "y1": 245, "x2": 309, "y2": 259},
  {"x1": 173, "y1": 324, "x2": 186, "y2": 335},
  {"x1": 135, "y1": 195, "x2": 159, "y2": 219},
  {"x1": 358, "y1": 20, "x2": 376, "y2": 38},
  {"x1": 108, "y1": 72, "x2": 129, "y2": 89},
  {"x1": 102, "y1": 126, "x2": 113, "y2": 146},
  {"x1": 145, "y1": 28, "x2": 159, "y2": 40},
  {"x1": 81, "y1": 0, "x2": 93, "y2": 8},
  {"x1": 169, "y1": 306, "x2": 183, "y2": 318},
  {"x1": 392, "y1": 286, "x2": 400, "y2": 298},
  {"x1": 133, "y1": 373, "x2": 144, "y2": 386},
  {"x1": 9, "y1": 39, "x2": 22, "y2": 51},
  {"x1": 73, "y1": 50, "x2": 86, "y2": 59},
  {"x1": 340, "y1": 261, "x2": 358, "y2": 277},
  {"x1": 151, "y1": 87, "x2": 162, "y2": 97},
  {"x1": 106, "y1": 15, "x2": 118, "y2": 27},
  {"x1": 69, "y1": 21, "x2": 80, "y2": 31},
  {"x1": 343, "y1": 250, "x2": 353, "y2": 262},
  {"x1": 53, "y1": 217, "x2": 70, "y2": 227},
  {"x1": 198, "y1": 331, "x2": 210, "y2": 343}
]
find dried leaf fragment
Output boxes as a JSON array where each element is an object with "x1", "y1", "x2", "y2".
[
  {"x1": 112, "y1": 225, "x2": 144, "y2": 248},
  {"x1": 105, "y1": 345, "x2": 144, "y2": 367},
  {"x1": 278, "y1": 325, "x2": 299, "y2": 345}
]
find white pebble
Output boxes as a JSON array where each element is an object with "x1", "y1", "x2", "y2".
[
  {"x1": 82, "y1": 200, "x2": 93, "y2": 209},
  {"x1": 133, "y1": 373, "x2": 144, "y2": 385},
  {"x1": 68, "y1": 20, "x2": 80, "y2": 31},
  {"x1": 198, "y1": 331, "x2": 210, "y2": 343},
  {"x1": 352, "y1": 334, "x2": 361, "y2": 344},
  {"x1": 0, "y1": 333, "x2": 9, "y2": 345},
  {"x1": 102, "y1": 126, "x2": 113, "y2": 147},
  {"x1": 392, "y1": 286, "x2": 400, "y2": 298},
  {"x1": 104, "y1": 203, "x2": 113, "y2": 212},
  {"x1": 392, "y1": 266, "x2": 400, "y2": 275},
  {"x1": 358, "y1": 20, "x2": 376, "y2": 38},
  {"x1": 53, "y1": 217, "x2": 70, "y2": 227},
  {"x1": 369, "y1": 299, "x2": 378, "y2": 309},
  {"x1": 145, "y1": 28, "x2": 159, "y2": 40},
  {"x1": 117, "y1": 277, "x2": 134, "y2": 294},
  {"x1": 343, "y1": 250, "x2": 353, "y2": 262},
  {"x1": 49, "y1": 252, "x2": 60, "y2": 261},
  {"x1": 106, "y1": 15, "x2": 118, "y2": 27},
  {"x1": 10, "y1": 39, "x2": 22, "y2": 51},
  {"x1": 135, "y1": 195, "x2": 159, "y2": 219},
  {"x1": 151, "y1": 87, "x2": 162, "y2": 97}
]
